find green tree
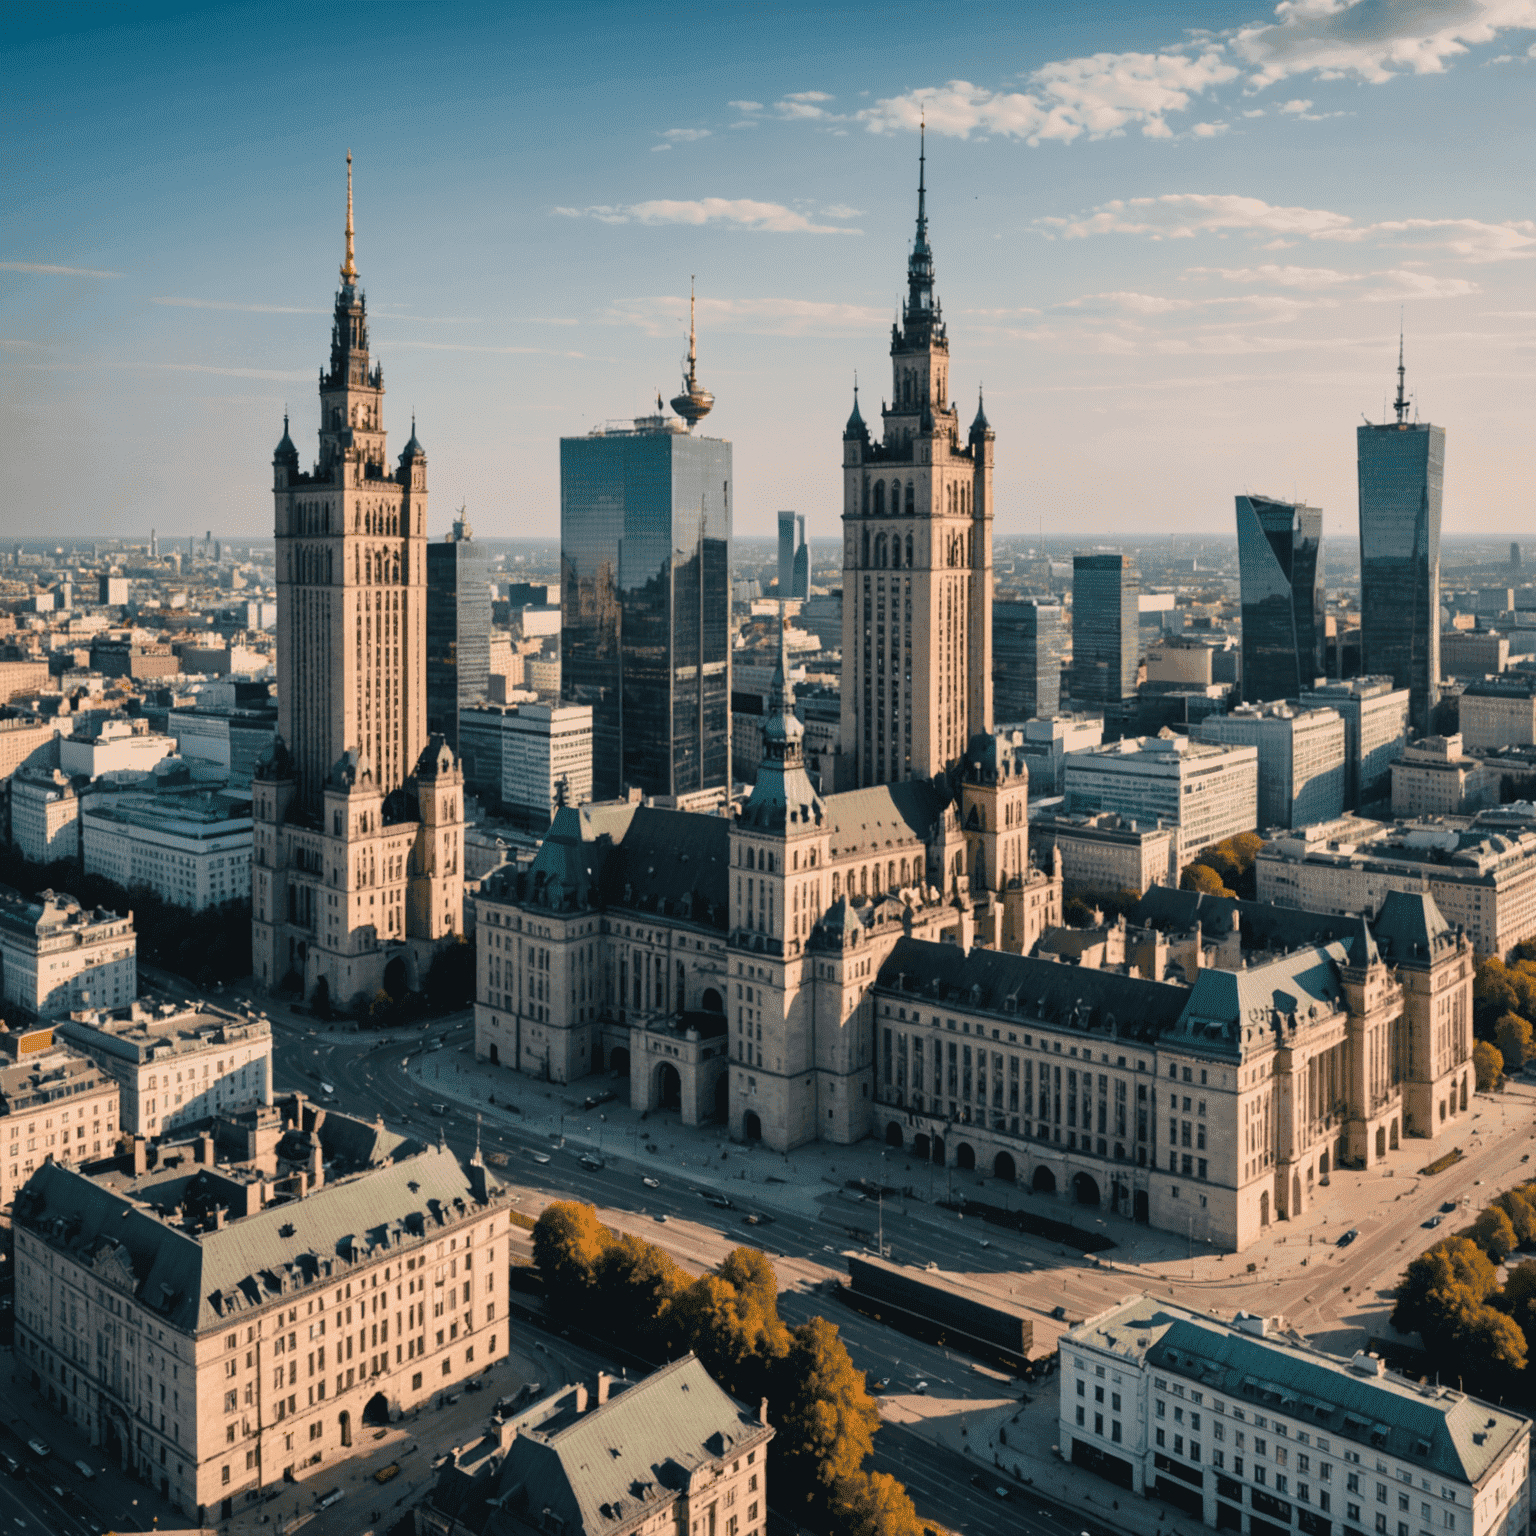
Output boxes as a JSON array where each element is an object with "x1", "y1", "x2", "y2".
[
  {"x1": 1472, "y1": 1206, "x2": 1518, "y2": 1263},
  {"x1": 832, "y1": 1472, "x2": 925, "y2": 1536},
  {"x1": 1456, "y1": 1300, "x2": 1528, "y2": 1382},
  {"x1": 595, "y1": 1234, "x2": 684, "y2": 1356},
  {"x1": 1180, "y1": 862, "x2": 1233, "y2": 898},
  {"x1": 532, "y1": 1202, "x2": 612, "y2": 1321},
  {"x1": 1495, "y1": 1189, "x2": 1536, "y2": 1249},
  {"x1": 1473, "y1": 1039, "x2": 1505, "y2": 1093},
  {"x1": 1495, "y1": 1012, "x2": 1535, "y2": 1073}
]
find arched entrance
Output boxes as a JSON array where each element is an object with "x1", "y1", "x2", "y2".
[
  {"x1": 912, "y1": 1133, "x2": 931, "y2": 1161},
  {"x1": 1032, "y1": 1165, "x2": 1056, "y2": 1195},
  {"x1": 1133, "y1": 1189, "x2": 1149, "y2": 1224},
  {"x1": 654, "y1": 1062, "x2": 682, "y2": 1111},
  {"x1": 1375, "y1": 1125, "x2": 1386, "y2": 1160},
  {"x1": 1319, "y1": 1149, "x2": 1330, "y2": 1180},
  {"x1": 701, "y1": 987, "x2": 724, "y2": 1014},
  {"x1": 363, "y1": 1392, "x2": 391, "y2": 1427},
  {"x1": 955, "y1": 1142, "x2": 976, "y2": 1171},
  {"x1": 1389, "y1": 1118, "x2": 1399, "y2": 1150},
  {"x1": 1260, "y1": 1190, "x2": 1270, "y2": 1227},
  {"x1": 488, "y1": 1042, "x2": 499, "y2": 1065},
  {"x1": 1072, "y1": 1172, "x2": 1101, "y2": 1206},
  {"x1": 744, "y1": 1110, "x2": 762, "y2": 1141},
  {"x1": 611, "y1": 1046, "x2": 631, "y2": 1076},
  {"x1": 993, "y1": 1151, "x2": 1016, "y2": 1182},
  {"x1": 339, "y1": 1409, "x2": 352, "y2": 1448},
  {"x1": 886, "y1": 1122, "x2": 904, "y2": 1148},
  {"x1": 383, "y1": 956, "x2": 407, "y2": 1001}
]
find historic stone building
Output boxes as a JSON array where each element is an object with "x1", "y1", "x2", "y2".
[{"x1": 251, "y1": 156, "x2": 465, "y2": 1007}]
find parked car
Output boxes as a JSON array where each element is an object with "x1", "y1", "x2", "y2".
[
  {"x1": 1337, "y1": 1228, "x2": 1359, "y2": 1247},
  {"x1": 26, "y1": 1437, "x2": 51, "y2": 1460},
  {"x1": 583, "y1": 1091, "x2": 618, "y2": 1109},
  {"x1": 1424, "y1": 1214, "x2": 1443, "y2": 1228}
]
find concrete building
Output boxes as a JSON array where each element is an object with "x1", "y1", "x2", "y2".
[
  {"x1": 168, "y1": 705, "x2": 278, "y2": 790},
  {"x1": 255, "y1": 159, "x2": 465, "y2": 1006},
  {"x1": 0, "y1": 717, "x2": 60, "y2": 780},
  {"x1": 97, "y1": 574, "x2": 130, "y2": 606},
  {"x1": 1299, "y1": 676, "x2": 1410, "y2": 809},
  {"x1": 1145, "y1": 636, "x2": 1215, "y2": 689},
  {"x1": 1193, "y1": 704, "x2": 1346, "y2": 832},
  {"x1": 1459, "y1": 674, "x2": 1536, "y2": 751},
  {"x1": 10, "y1": 1103, "x2": 511, "y2": 1522},
  {"x1": 994, "y1": 598, "x2": 1063, "y2": 722},
  {"x1": 82, "y1": 791, "x2": 251, "y2": 911},
  {"x1": 1014, "y1": 714, "x2": 1104, "y2": 797},
  {"x1": 458, "y1": 702, "x2": 594, "y2": 828},
  {"x1": 1071, "y1": 554, "x2": 1140, "y2": 706},
  {"x1": 0, "y1": 888, "x2": 135, "y2": 1019},
  {"x1": 1028, "y1": 811, "x2": 1178, "y2": 897},
  {"x1": 1, "y1": 1024, "x2": 121, "y2": 1216},
  {"x1": 0, "y1": 660, "x2": 51, "y2": 704},
  {"x1": 1442, "y1": 629, "x2": 1510, "y2": 679},
  {"x1": 9, "y1": 766, "x2": 80, "y2": 863},
  {"x1": 59, "y1": 720, "x2": 179, "y2": 779},
  {"x1": 1391, "y1": 734, "x2": 1499, "y2": 818},
  {"x1": 1064, "y1": 733, "x2": 1259, "y2": 865},
  {"x1": 1256, "y1": 817, "x2": 1536, "y2": 958},
  {"x1": 1060, "y1": 1295, "x2": 1528, "y2": 1535}
]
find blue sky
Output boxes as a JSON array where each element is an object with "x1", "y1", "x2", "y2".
[{"x1": 4, "y1": 0, "x2": 1533, "y2": 546}]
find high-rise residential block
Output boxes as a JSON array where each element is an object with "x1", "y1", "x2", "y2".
[
  {"x1": 1194, "y1": 702, "x2": 1346, "y2": 831},
  {"x1": 993, "y1": 599, "x2": 1062, "y2": 721},
  {"x1": 1299, "y1": 675, "x2": 1410, "y2": 809},
  {"x1": 0, "y1": 889, "x2": 136, "y2": 1018},
  {"x1": 426, "y1": 507, "x2": 492, "y2": 754},
  {"x1": 1070, "y1": 554, "x2": 1140, "y2": 706},
  {"x1": 1358, "y1": 342, "x2": 1445, "y2": 733},
  {"x1": 1235, "y1": 493, "x2": 1324, "y2": 702},
  {"x1": 252, "y1": 155, "x2": 465, "y2": 1006},
  {"x1": 840, "y1": 126, "x2": 994, "y2": 786}
]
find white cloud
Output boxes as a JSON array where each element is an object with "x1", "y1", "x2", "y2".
[
  {"x1": 553, "y1": 199, "x2": 860, "y2": 235},
  {"x1": 1, "y1": 261, "x2": 121, "y2": 277},
  {"x1": 1190, "y1": 120, "x2": 1229, "y2": 136},
  {"x1": 605, "y1": 294, "x2": 887, "y2": 338},
  {"x1": 728, "y1": 100, "x2": 763, "y2": 112},
  {"x1": 659, "y1": 128, "x2": 711, "y2": 142},
  {"x1": 1243, "y1": 107, "x2": 1267, "y2": 116},
  {"x1": 783, "y1": 90, "x2": 833, "y2": 102},
  {"x1": 153, "y1": 296, "x2": 323, "y2": 314},
  {"x1": 1232, "y1": 0, "x2": 1536, "y2": 88},
  {"x1": 1279, "y1": 97, "x2": 1313, "y2": 113},
  {"x1": 774, "y1": 91, "x2": 841, "y2": 120},
  {"x1": 1185, "y1": 263, "x2": 1358, "y2": 288},
  {"x1": 1185, "y1": 263, "x2": 1480, "y2": 299}
]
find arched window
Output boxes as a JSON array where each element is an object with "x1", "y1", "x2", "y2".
[
  {"x1": 905, "y1": 533, "x2": 914, "y2": 568},
  {"x1": 860, "y1": 866, "x2": 868, "y2": 896},
  {"x1": 873, "y1": 481, "x2": 884, "y2": 516},
  {"x1": 905, "y1": 482, "x2": 915, "y2": 515},
  {"x1": 890, "y1": 479, "x2": 900, "y2": 514},
  {"x1": 887, "y1": 860, "x2": 896, "y2": 889},
  {"x1": 875, "y1": 533, "x2": 887, "y2": 569},
  {"x1": 832, "y1": 872, "x2": 842, "y2": 901},
  {"x1": 900, "y1": 858, "x2": 909, "y2": 886}
]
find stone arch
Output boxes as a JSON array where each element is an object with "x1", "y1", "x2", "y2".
[
  {"x1": 339, "y1": 1409, "x2": 352, "y2": 1448},
  {"x1": 363, "y1": 1392, "x2": 391, "y2": 1427},
  {"x1": 874, "y1": 481, "x2": 885, "y2": 516},
  {"x1": 885, "y1": 1121, "x2": 904, "y2": 1148},
  {"x1": 1032, "y1": 1165, "x2": 1056, "y2": 1195},
  {"x1": 701, "y1": 987, "x2": 724, "y2": 1014},
  {"x1": 611, "y1": 1046, "x2": 631, "y2": 1075},
  {"x1": 488, "y1": 1042, "x2": 499, "y2": 1066},
  {"x1": 654, "y1": 1062, "x2": 682, "y2": 1111},
  {"x1": 993, "y1": 1151, "x2": 1016, "y2": 1183},
  {"x1": 955, "y1": 1142, "x2": 976, "y2": 1171},
  {"x1": 1260, "y1": 1190, "x2": 1270, "y2": 1227},
  {"x1": 912, "y1": 1132, "x2": 931, "y2": 1160},
  {"x1": 744, "y1": 1110, "x2": 762, "y2": 1142},
  {"x1": 1319, "y1": 1149, "x2": 1330, "y2": 1179},
  {"x1": 1072, "y1": 1172, "x2": 1101, "y2": 1207}
]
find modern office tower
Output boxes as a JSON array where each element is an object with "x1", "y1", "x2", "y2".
[
  {"x1": 993, "y1": 598, "x2": 1063, "y2": 721},
  {"x1": 777, "y1": 510, "x2": 797, "y2": 597},
  {"x1": 1235, "y1": 493, "x2": 1324, "y2": 703},
  {"x1": 792, "y1": 516, "x2": 809, "y2": 599},
  {"x1": 1300, "y1": 675, "x2": 1410, "y2": 809},
  {"x1": 840, "y1": 127, "x2": 994, "y2": 785},
  {"x1": 1070, "y1": 554, "x2": 1140, "y2": 706},
  {"x1": 253, "y1": 154, "x2": 465, "y2": 1004},
  {"x1": 458, "y1": 700, "x2": 594, "y2": 826},
  {"x1": 560, "y1": 335, "x2": 731, "y2": 801},
  {"x1": 1358, "y1": 338, "x2": 1445, "y2": 733},
  {"x1": 1194, "y1": 702, "x2": 1346, "y2": 830},
  {"x1": 426, "y1": 506, "x2": 492, "y2": 754}
]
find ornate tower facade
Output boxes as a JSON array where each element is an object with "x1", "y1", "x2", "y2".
[
  {"x1": 253, "y1": 156, "x2": 464, "y2": 1008},
  {"x1": 840, "y1": 130, "x2": 995, "y2": 787}
]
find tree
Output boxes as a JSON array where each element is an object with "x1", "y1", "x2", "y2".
[
  {"x1": 1456, "y1": 1300, "x2": 1528, "y2": 1381},
  {"x1": 832, "y1": 1472, "x2": 925, "y2": 1536},
  {"x1": 1495, "y1": 1188, "x2": 1536, "y2": 1249},
  {"x1": 594, "y1": 1234, "x2": 684, "y2": 1357},
  {"x1": 1472, "y1": 1206, "x2": 1518, "y2": 1263},
  {"x1": 1473, "y1": 1039, "x2": 1505, "y2": 1093},
  {"x1": 1180, "y1": 863, "x2": 1233, "y2": 898},
  {"x1": 1394, "y1": 1238, "x2": 1499, "y2": 1340},
  {"x1": 1495, "y1": 1012, "x2": 1535, "y2": 1074},
  {"x1": 533, "y1": 1202, "x2": 612, "y2": 1322}
]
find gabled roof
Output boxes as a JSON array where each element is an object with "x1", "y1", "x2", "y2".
[
  {"x1": 1168, "y1": 945, "x2": 1348, "y2": 1058},
  {"x1": 824, "y1": 780, "x2": 946, "y2": 861}
]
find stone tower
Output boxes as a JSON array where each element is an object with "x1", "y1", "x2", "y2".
[{"x1": 840, "y1": 127, "x2": 995, "y2": 787}]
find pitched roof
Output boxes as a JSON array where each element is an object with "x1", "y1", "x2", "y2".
[
  {"x1": 1167, "y1": 945, "x2": 1348, "y2": 1058},
  {"x1": 824, "y1": 780, "x2": 946, "y2": 862}
]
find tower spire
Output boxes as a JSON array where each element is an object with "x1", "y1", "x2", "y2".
[
  {"x1": 669, "y1": 276, "x2": 715, "y2": 429},
  {"x1": 916, "y1": 111, "x2": 927, "y2": 250},
  {"x1": 1393, "y1": 316, "x2": 1408, "y2": 425},
  {"x1": 340, "y1": 150, "x2": 358, "y2": 288},
  {"x1": 904, "y1": 114, "x2": 936, "y2": 325}
]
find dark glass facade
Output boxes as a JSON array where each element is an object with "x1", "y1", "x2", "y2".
[
  {"x1": 1358, "y1": 421, "x2": 1444, "y2": 733},
  {"x1": 1236, "y1": 494, "x2": 1324, "y2": 704},
  {"x1": 1070, "y1": 555, "x2": 1140, "y2": 705},
  {"x1": 994, "y1": 599, "x2": 1063, "y2": 721},
  {"x1": 560, "y1": 421, "x2": 732, "y2": 800},
  {"x1": 425, "y1": 525, "x2": 492, "y2": 754}
]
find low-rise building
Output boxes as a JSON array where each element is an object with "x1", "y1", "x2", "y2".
[
  {"x1": 1028, "y1": 810, "x2": 1177, "y2": 896},
  {"x1": 81, "y1": 790, "x2": 252, "y2": 910},
  {"x1": 0, "y1": 887, "x2": 135, "y2": 1018},
  {"x1": 9, "y1": 766, "x2": 80, "y2": 863},
  {"x1": 1, "y1": 1024, "x2": 121, "y2": 1214},
  {"x1": 1442, "y1": 629, "x2": 1511, "y2": 679},
  {"x1": 0, "y1": 660, "x2": 51, "y2": 704},
  {"x1": 1391, "y1": 734, "x2": 1500, "y2": 818},
  {"x1": 10, "y1": 1101, "x2": 511, "y2": 1523},
  {"x1": 1015, "y1": 714, "x2": 1105, "y2": 797},
  {"x1": 1459, "y1": 674, "x2": 1536, "y2": 751},
  {"x1": 59, "y1": 720, "x2": 179, "y2": 778},
  {"x1": 1194, "y1": 703, "x2": 1346, "y2": 831},
  {"x1": 1299, "y1": 676, "x2": 1410, "y2": 809},
  {"x1": 1065, "y1": 732, "x2": 1259, "y2": 865},
  {"x1": 0, "y1": 716, "x2": 59, "y2": 779},
  {"x1": 57, "y1": 1001, "x2": 272, "y2": 1136},
  {"x1": 1059, "y1": 1295, "x2": 1529, "y2": 1536},
  {"x1": 459, "y1": 702, "x2": 594, "y2": 827}
]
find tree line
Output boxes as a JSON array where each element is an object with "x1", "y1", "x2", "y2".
[{"x1": 532, "y1": 1202, "x2": 923, "y2": 1536}]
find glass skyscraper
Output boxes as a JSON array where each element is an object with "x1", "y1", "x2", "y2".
[
  {"x1": 1070, "y1": 554, "x2": 1140, "y2": 706},
  {"x1": 993, "y1": 598, "x2": 1063, "y2": 721},
  {"x1": 560, "y1": 414, "x2": 731, "y2": 800},
  {"x1": 1236, "y1": 494, "x2": 1324, "y2": 704},
  {"x1": 425, "y1": 509, "x2": 492, "y2": 754},
  {"x1": 1358, "y1": 418, "x2": 1445, "y2": 734}
]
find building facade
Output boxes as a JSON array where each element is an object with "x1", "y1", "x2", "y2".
[
  {"x1": 1071, "y1": 555, "x2": 1140, "y2": 706},
  {"x1": 252, "y1": 156, "x2": 466, "y2": 1006},
  {"x1": 0, "y1": 888, "x2": 136, "y2": 1019},
  {"x1": 1459, "y1": 675, "x2": 1536, "y2": 751},
  {"x1": 81, "y1": 791, "x2": 252, "y2": 911},
  {"x1": 1390, "y1": 734, "x2": 1499, "y2": 819},
  {"x1": 459, "y1": 702, "x2": 594, "y2": 828},
  {"x1": 1299, "y1": 677, "x2": 1410, "y2": 810},
  {"x1": 994, "y1": 598, "x2": 1063, "y2": 722},
  {"x1": 1193, "y1": 705, "x2": 1346, "y2": 832},
  {"x1": 425, "y1": 507, "x2": 493, "y2": 755},
  {"x1": 839, "y1": 134, "x2": 994, "y2": 787},
  {"x1": 1060, "y1": 1296, "x2": 1528, "y2": 1536},
  {"x1": 1235, "y1": 494, "x2": 1324, "y2": 704},
  {"x1": 1029, "y1": 811, "x2": 1178, "y2": 897},
  {"x1": 777, "y1": 510, "x2": 808, "y2": 600},
  {"x1": 10, "y1": 766, "x2": 80, "y2": 863}
]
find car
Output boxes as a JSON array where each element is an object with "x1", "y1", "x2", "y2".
[
  {"x1": 912, "y1": 1380, "x2": 928, "y2": 1394},
  {"x1": 875, "y1": 1377, "x2": 891, "y2": 1390},
  {"x1": 1424, "y1": 1214, "x2": 1443, "y2": 1228},
  {"x1": 25, "y1": 1439, "x2": 50, "y2": 1460},
  {"x1": 742, "y1": 1214, "x2": 761, "y2": 1226},
  {"x1": 465, "y1": 1378, "x2": 485, "y2": 1392},
  {"x1": 0, "y1": 1451, "x2": 20, "y2": 1477},
  {"x1": 72, "y1": 1460, "x2": 95, "y2": 1481},
  {"x1": 583, "y1": 1091, "x2": 618, "y2": 1109},
  {"x1": 579, "y1": 1154, "x2": 605, "y2": 1170},
  {"x1": 319, "y1": 1081, "x2": 335, "y2": 1097},
  {"x1": 1524, "y1": 1154, "x2": 1531, "y2": 1163},
  {"x1": 654, "y1": 1213, "x2": 669, "y2": 1223},
  {"x1": 978, "y1": 1239, "x2": 990, "y2": 1248},
  {"x1": 992, "y1": 1487, "x2": 1011, "y2": 1501},
  {"x1": 530, "y1": 1151, "x2": 551, "y2": 1164},
  {"x1": 1442, "y1": 1200, "x2": 1458, "y2": 1213},
  {"x1": 1337, "y1": 1229, "x2": 1359, "y2": 1247},
  {"x1": 431, "y1": 1103, "x2": 448, "y2": 1116},
  {"x1": 643, "y1": 1177, "x2": 661, "y2": 1189},
  {"x1": 702, "y1": 1192, "x2": 734, "y2": 1210}
]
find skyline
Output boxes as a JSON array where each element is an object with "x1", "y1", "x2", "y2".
[{"x1": 4, "y1": 0, "x2": 1534, "y2": 544}]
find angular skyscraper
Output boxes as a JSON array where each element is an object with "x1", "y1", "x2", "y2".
[
  {"x1": 561, "y1": 305, "x2": 731, "y2": 802},
  {"x1": 993, "y1": 598, "x2": 1063, "y2": 721},
  {"x1": 253, "y1": 155, "x2": 464, "y2": 1005},
  {"x1": 840, "y1": 128, "x2": 994, "y2": 785},
  {"x1": 791, "y1": 516, "x2": 809, "y2": 599},
  {"x1": 1236, "y1": 494, "x2": 1324, "y2": 703},
  {"x1": 777, "y1": 510, "x2": 796, "y2": 597},
  {"x1": 1070, "y1": 554, "x2": 1139, "y2": 706},
  {"x1": 426, "y1": 506, "x2": 492, "y2": 754},
  {"x1": 1358, "y1": 339, "x2": 1444, "y2": 734}
]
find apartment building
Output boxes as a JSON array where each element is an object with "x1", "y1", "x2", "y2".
[
  {"x1": 1390, "y1": 735, "x2": 1499, "y2": 819},
  {"x1": 1299, "y1": 678, "x2": 1410, "y2": 810},
  {"x1": 458, "y1": 702, "x2": 594, "y2": 827},
  {"x1": 81, "y1": 791, "x2": 252, "y2": 911},
  {"x1": 56, "y1": 1001, "x2": 271, "y2": 1136},
  {"x1": 1459, "y1": 675, "x2": 1536, "y2": 751},
  {"x1": 10, "y1": 767, "x2": 81, "y2": 863},
  {"x1": 0, "y1": 887, "x2": 136, "y2": 1019},
  {"x1": 0, "y1": 1024, "x2": 120, "y2": 1215},
  {"x1": 1061, "y1": 1296, "x2": 1528, "y2": 1536},
  {"x1": 1194, "y1": 705, "x2": 1346, "y2": 832},
  {"x1": 10, "y1": 1104, "x2": 511, "y2": 1523},
  {"x1": 1028, "y1": 811, "x2": 1178, "y2": 897}
]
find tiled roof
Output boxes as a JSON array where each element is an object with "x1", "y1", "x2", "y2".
[
  {"x1": 1167, "y1": 945, "x2": 1348, "y2": 1058},
  {"x1": 824, "y1": 780, "x2": 946, "y2": 861}
]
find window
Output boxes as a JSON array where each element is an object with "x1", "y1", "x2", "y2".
[{"x1": 1076, "y1": 1406, "x2": 1085, "y2": 1427}]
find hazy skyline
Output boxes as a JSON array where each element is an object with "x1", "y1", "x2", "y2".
[{"x1": 5, "y1": 0, "x2": 1533, "y2": 545}]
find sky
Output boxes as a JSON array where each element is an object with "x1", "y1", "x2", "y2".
[{"x1": 3, "y1": 0, "x2": 1534, "y2": 548}]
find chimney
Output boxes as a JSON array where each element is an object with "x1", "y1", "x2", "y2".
[
  {"x1": 197, "y1": 1131, "x2": 215, "y2": 1165},
  {"x1": 131, "y1": 1136, "x2": 148, "y2": 1176},
  {"x1": 309, "y1": 1139, "x2": 324, "y2": 1192},
  {"x1": 572, "y1": 1383, "x2": 588, "y2": 1415},
  {"x1": 212, "y1": 1206, "x2": 226, "y2": 1231},
  {"x1": 594, "y1": 1372, "x2": 611, "y2": 1407},
  {"x1": 758, "y1": 1397, "x2": 769, "y2": 1426}
]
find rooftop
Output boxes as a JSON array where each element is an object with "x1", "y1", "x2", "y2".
[{"x1": 58, "y1": 1000, "x2": 269, "y2": 1064}]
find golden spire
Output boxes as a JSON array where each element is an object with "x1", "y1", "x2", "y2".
[
  {"x1": 670, "y1": 276, "x2": 714, "y2": 429},
  {"x1": 340, "y1": 149, "x2": 358, "y2": 287}
]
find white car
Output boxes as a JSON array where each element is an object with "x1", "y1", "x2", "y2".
[
  {"x1": 530, "y1": 1151, "x2": 551, "y2": 1165},
  {"x1": 643, "y1": 1177, "x2": 660, "y2": 1189}
]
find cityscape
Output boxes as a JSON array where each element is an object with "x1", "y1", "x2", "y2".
[{"x1": 3, "y1": 7, "x2": 1536, "y2": 1536}]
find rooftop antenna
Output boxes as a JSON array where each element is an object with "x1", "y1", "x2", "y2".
[
  {"x1": 340, "y1": 150, "x2": 358, "y2": 287},
  {"x1": 1393, "y1": 313, "x2": 1409, "y2": 426}
]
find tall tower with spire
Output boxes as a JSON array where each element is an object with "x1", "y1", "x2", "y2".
[
  {"x1": 254, "y1": 154, "x2": 464, "y2": 1006},
  {"x1": 839, "y1": 127, "x2": 994, "y2": 787}
]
